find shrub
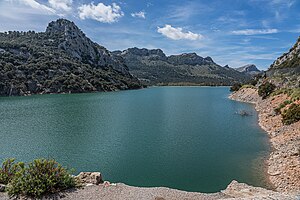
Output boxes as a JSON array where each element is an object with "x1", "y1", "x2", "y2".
[
  {"x1": 274, "y1": 100, "x2": 293, "y2": 115},
  {"x1": 241, "y1": 84, "x2": 255, "y2": 89},
  {"x1": 0, "y1": 159, "x2": 24, "y2": 185},
  {"x1": 258, "y1": 82, "x2": 276, "y2": 99},
  {"x1": 282, "y1": 104, "x2": 300, "y2": 125},
  {"x1": 230, "y1": 83, "x2": 242, "y2": 92},
  {"x1": 290, "y1": 88, "x2": 300, "y2": 101},
  {"x1": 1, "y1": 159, "x2": 76, "y2": 198}
]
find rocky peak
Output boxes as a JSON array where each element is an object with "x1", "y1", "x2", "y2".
[
  {"x1": 236, "y1": 64, "x2": 260, "y2": 73},
  {"x1": 167, "y1": 53, "x2": 215, "y2": 66},
  {"x1": 122, "y1": 47, "x2": 166, "y2": 58},
  {"x1": 45, "y1": 19, "x2": 129, "y2": 74},
  {"x1": 46, "y1": 19, "x2": 81, "y2": 36}
]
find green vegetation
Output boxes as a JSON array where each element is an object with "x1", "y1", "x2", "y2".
[
  {"x1": 274, "y1": 100, "x2": 293, "y2": 115},
  {"x1": 258, "y1": 82, "x2": 276, "y2": 99},
  {"x1": 230, "y1": 83, "x2": 242, "y2": 92},
  {"x1": 0, "y1": 158, "x2": 76, "y2": 198},
  {"x1": 241, "y1": 84, "x2": 256, "y2": 89},
  {"x1": 290, "y1": 88, "x2": 300, "y2": 101},
  {"x1": 0, "y1": 159, "x2": 23, "y2": 185},
  {"x1": 282, "y1": 104, "x2": 300, "y2": 125}
]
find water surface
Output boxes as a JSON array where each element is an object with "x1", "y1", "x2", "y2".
[{"x1": 0, "y1": 87, "x2": 270, "y2": 192}]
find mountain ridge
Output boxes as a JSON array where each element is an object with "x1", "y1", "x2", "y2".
[{"x1": 114, "y1": 47, "x2": 251, "y2": 86}]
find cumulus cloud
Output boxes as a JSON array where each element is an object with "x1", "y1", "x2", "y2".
[
  {"x1": 231, "y1": 29, "x2": 278, "y2": 35},
  {"x1": 78, "y1": 2, "x2": 124, "y2": 23},
  {"x1": 131, "y1": 11, "x2": 146, "y2": 19},
  {"x1": 48, "y1": 0, "x2": 72, "y2": 12},
  {"x1": 157, "y1": 25, "x2": 203, "y2": 40}
]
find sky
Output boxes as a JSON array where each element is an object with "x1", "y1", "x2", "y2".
[{"x1": 0, "y1": 0, "x2": 300, "y2": 70}]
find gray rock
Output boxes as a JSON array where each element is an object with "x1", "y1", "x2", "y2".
[{"x1": 76, "y1": 172, "x2": 103, "y2": 185}]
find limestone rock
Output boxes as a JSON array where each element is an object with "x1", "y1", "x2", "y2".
[{"x1": 76, "y1": 172, "x2": 103, "y2": 185}]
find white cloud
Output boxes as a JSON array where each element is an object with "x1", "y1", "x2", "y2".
[
  {"x1": 131, "y1": 11, "x2": 146, "y2": 19},
  {"x1": 78, "y1": 2, "x2": 124, "y2": 23},
  {"x1": 231, "y1": 29, "x2": 278, "y2": 35},
  {"x1": 48, "y1": 0, "x2": 72, "y2": 12},
  {"x1": 20, "y1": 0, "x2": 56, "y2": 14},
  {"x1": 157, "y1": 25, "x2": 203, "y2": 40}
]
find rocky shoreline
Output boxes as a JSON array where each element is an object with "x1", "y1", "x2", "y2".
[{"x1": 229, "y1": 88, "x2": 300, "y2": 194}]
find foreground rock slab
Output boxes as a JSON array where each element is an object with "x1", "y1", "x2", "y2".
[{"x1": 0, "y1": 180, "x2": 298, "y2": 200}]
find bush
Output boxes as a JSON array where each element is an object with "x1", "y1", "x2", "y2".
[
  {"x1": 274, "y1": 100, "x2": 293, "y2": 115},
  {"x1": 290, "y1": 88, "x2": 300, "y2": 101},
  {"x1": 230, "y1": 83, "x2": 242, "y2": 92},
  {"x1": 0, "y1": 159, "x2": 24, "y2": 185},
  {"x1": 241, "y1": 84, "x2": 255, "y2": 89},
  {"x1": 0, "y1": 159, "x2": 76, "y2": 198},
  {"x1": 258, "y1": 82, "x2": 276, "y2": 99},
  {"x1": 282, "y1": 104, "x2": 300, "y2": 125}
]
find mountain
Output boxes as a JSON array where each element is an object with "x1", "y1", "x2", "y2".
[
  {"x1": 267, "y1": 36, "x2": 300, "y2": 87},
  {"x1": 113, "y1": 48, "x2": 251, "y2": 86},
  {"x1": 235, "y1": 64, "x2": 261, "y2": 76},
  {"x1": 0, "y1": 19, "x2": 142, "y2": 96}
]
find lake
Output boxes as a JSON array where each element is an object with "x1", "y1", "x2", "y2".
[{"x1": 0, "y1": 87, "x2": 270, "y2": 192}]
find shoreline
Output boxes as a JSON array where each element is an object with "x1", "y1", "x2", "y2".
[{"x1": 229, "y1": 88, "x2": 300, "y2": 194}]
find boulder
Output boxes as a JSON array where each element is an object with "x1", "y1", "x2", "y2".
[
  {"x1": 76, "y1": 172, "x2": 103, "y2": 185},
  {"x1": 0, "y1": 184, "x2": 5, "y2": 192}
]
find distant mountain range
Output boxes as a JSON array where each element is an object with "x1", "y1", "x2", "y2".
[
  {"x1": 0, "y1": 19, "x2": 258, "y2": 96},
  {"x1": 113, "y1": 48, "x2": 251, "y2": 86},
  {"x1": 235, "y1": 64, "x2": 261, "y2": 76},
  {"x1": 0, "y1": 19, "x2": 142, "y2": 96}
]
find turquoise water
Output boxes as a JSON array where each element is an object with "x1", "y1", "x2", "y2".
[{"x1": 0, "y1": 87, "x2": 270, "y2": 192}]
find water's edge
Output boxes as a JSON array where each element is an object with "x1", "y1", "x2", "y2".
[{"x1": 229, "y1": 88, "x2": 300, "y2": 194}]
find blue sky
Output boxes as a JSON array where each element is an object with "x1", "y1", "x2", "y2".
[{"x1": 1, "y1": 0, "x2": 300, "y2": 70}]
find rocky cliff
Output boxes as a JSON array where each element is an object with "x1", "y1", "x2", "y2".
[
  {"x1": 113, "y1": 48, "x2": 251, "y2": 86},
  {"x1": 267, "y1": 36, "x2": 300, "y2": 87},
  {"x1": 0, "y1": 19, "x2": 142, "y2": 96}
]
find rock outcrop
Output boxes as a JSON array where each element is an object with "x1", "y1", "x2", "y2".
[
  {"x1": 1, "y1": 179, "x2": 297, "y2": 200},
  {"x1": 76, "y1": 172, "x2": 103, "y2": 185}
]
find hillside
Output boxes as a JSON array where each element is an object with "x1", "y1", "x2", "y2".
[
  {"x1": 267, "y1": 36, "x2": 300, "y2": 87},
  {"x1": 0, "y1": 19, "x2": 142, "y2": 96},
  {"x1": 113, "y1": 48, "x2": 251, "y2": 86}
]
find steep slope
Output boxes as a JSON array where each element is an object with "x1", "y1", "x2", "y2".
[
  {"x1": 235, "y1": 64, "x2": 261, "y2": 76},
  {"x1": 267, "y1": 36, "x2": 300, "y2": 87},
  {"x1": 113, "y1": 48, "x2": 251, "y2": 86},
  {"x1": 0, "y1": 19, "x2": 142, "y2": 96}
]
